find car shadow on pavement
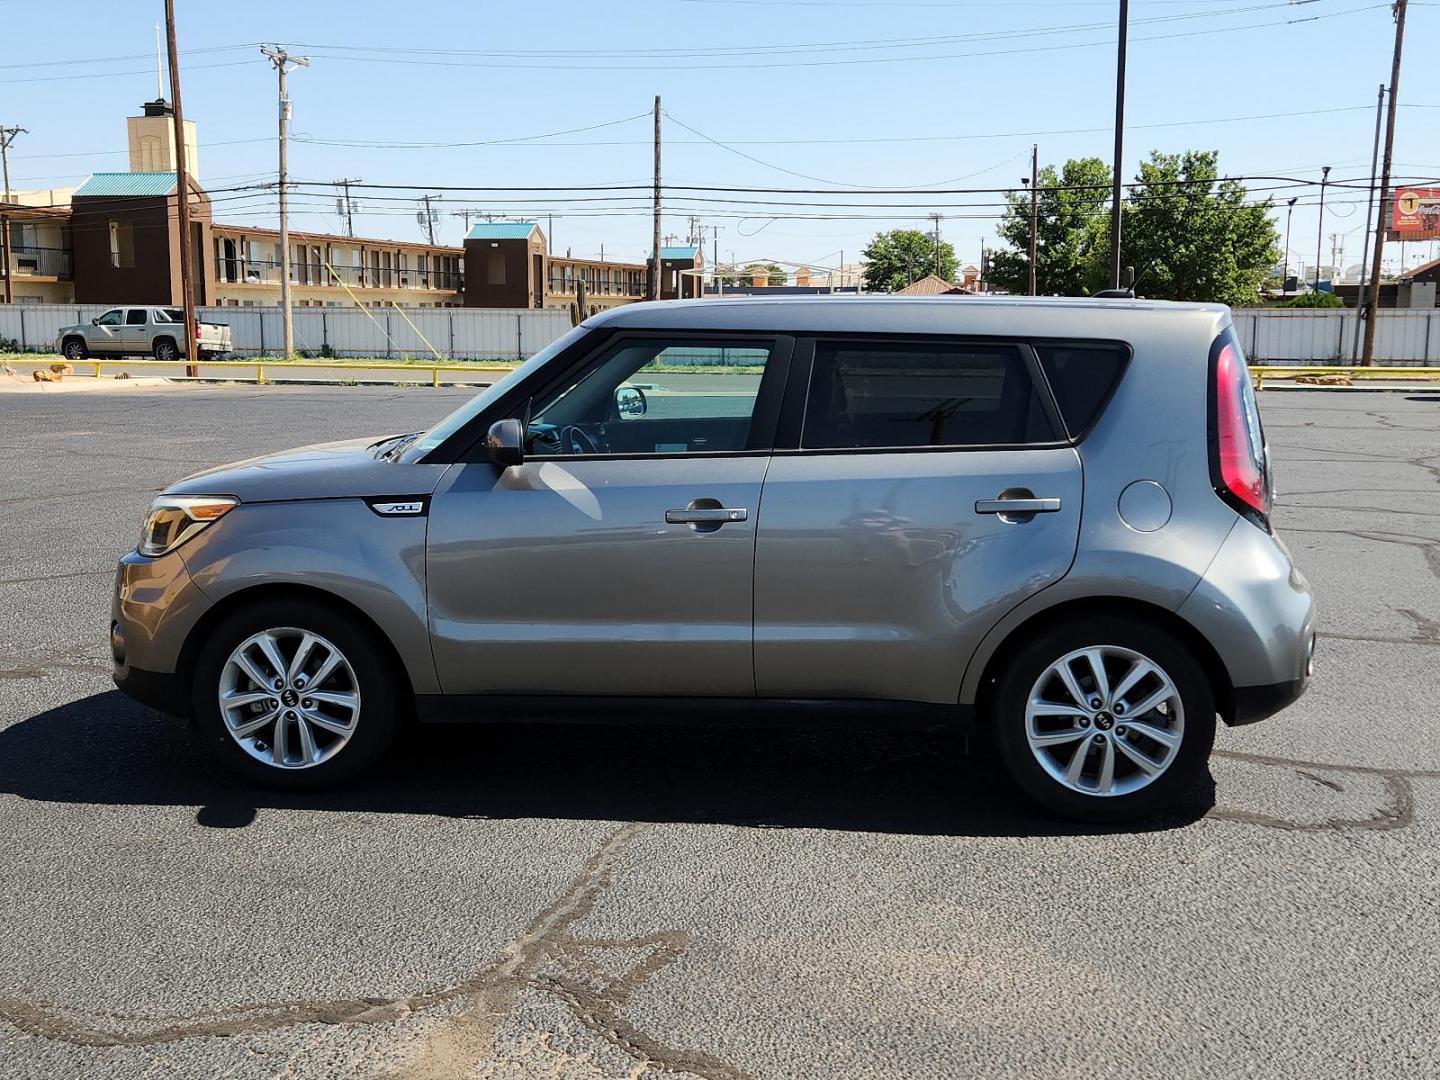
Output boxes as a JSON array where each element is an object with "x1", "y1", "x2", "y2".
[{"x1": 0, "y1": 691, "x2": 1214, "y2": 837}]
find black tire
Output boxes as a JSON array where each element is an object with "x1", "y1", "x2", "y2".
[
  {"x1": 990, "y1": 616, "x2": 1216, "y2": 823},
  {"x1": 153, "y1": 338, "x2": 180, "y2": 362},
  {"x1": 191, "y1": 599, "x2": 403, "y2": 790},
  {"x1": 61, "y1": 337, "x2": 88, "y2": 361}
]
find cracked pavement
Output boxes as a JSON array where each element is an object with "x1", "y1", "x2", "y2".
[{"x1": 1, "y1": 384, "x2": 1439, "y2": 1078}]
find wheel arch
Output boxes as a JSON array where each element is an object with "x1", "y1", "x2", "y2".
[
  {"x1": 175, "y1": 583, "x2": 416, "y2": 719},
  {"x1": 970, "y1": 596, "x2": 1235, "y2": 727},
  {"x1": 60, "y1": 334, "x2": 88, "y2": 355}
]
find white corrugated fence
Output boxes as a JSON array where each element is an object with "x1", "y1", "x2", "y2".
[{"x1": 0, "y1": 305, "x2": 573, "y2": 360}]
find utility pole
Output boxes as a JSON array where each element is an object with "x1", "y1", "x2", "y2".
[
  {"x1": 163, "y1": 0, "x2": 197, "y2": 375},
  {"x1": 0, "y1": 125, "x2": 26, "y2": 305},
  {"x1": 261, "y1": 44, "x2": 308, "y2": 360},
  {"x1": 928, "y1": 212, "x2": 943, "y2": 277},
  {"x1": 1314, "y1": 165, "x2": 1331, "y2": 292},
  {"x1": 710, "y1": 224, "x2": 721, "y2": 296},
  {"x1": 1354, "y1": 85, "x2": 1385, "y2": 358},
  {"x1": 418, "y1": 194, "x2": 438, "y2": 245},
  {"x1": 1027, "y1": 145, "x2": 1039, "y2": 296},
  {"x1": 1363, "y1": 0, "x2": 1407, "y2": 367},
  {"x1": 650, "y1": 95, "x2": 662, "y2": 302},
  {"x1": 1282, "y1": 196, "x2": 1297, "y2": 295},
  {"x1": 334, "y1": 177, "x2": 361, "y2": 237},
  {"x1": 1108, "y1": 0, "x2": 1130, "y2": 289}
]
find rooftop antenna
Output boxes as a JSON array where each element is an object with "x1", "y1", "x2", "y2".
[{"x1": 154, "y1": 22, "x2": 164, "y2": 100}]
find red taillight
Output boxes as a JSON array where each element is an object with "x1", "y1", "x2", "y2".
[
  {"x1": 1213, "y1": 341, "x2": 1270, "y2": 517},
  {"x1": 194, "y1": 319, "x2": 202, "y2": 342}
]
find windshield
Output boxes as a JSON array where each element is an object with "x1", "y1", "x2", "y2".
[{"x1": 406, "y1": 324, "x2": 591, "y2": 458}]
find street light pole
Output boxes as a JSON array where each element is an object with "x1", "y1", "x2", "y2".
[
  {"x1": 261, "y1": 44, "x2": 308, "y2": 360},
  {"x1": 1314, "y1": 165, "x2": 1331, "y2": 292},
  {"x1": 1108, "y1": 0, "x2": 1130, "y2": 290}
]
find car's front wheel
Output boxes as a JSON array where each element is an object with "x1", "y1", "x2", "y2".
[
  {"x1": 191, "y1": 600, "x2": 402, "y2": 789},
  {"x1": 61, "y1": 337, "x2": 88, "y2": 361},
  {"x1": 991, "y1": 616, "x2": 1215, "y2": 822}
]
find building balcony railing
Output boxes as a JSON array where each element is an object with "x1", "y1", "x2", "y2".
[
  {"x1": 547, "y1": 273, "x2": 645, "y2": 297},
  {"x1": 216, "y1": 259, "x2": 462, "y2": 292},
  {"x1": 3, "y1": 246, "x2": 72, "y2": 278}
]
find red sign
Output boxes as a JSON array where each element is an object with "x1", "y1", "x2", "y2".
[{"x1": 1391, "y1": 186, "x2": 1440, "y2": 241}]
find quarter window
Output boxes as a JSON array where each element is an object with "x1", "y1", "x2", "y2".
[
  {"x1": 1034, "y1": 343, "x2": 1128, "y2": 437},
  {"x1": 802, "y1": 341, "x2": 1056, "y2": 450}
]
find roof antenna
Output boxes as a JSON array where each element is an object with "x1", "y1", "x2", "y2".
[
  {"x1": 1093, "y1": 264, "x2": 1143, "y2": 299},
  {"x1": 154, "y1": 22, "x2": 164, "y2": 101}
]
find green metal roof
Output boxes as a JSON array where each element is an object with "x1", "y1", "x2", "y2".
[
  {"x1": 660, "y1": 245, "x2": 698, "y2": 260},
  {"x1": 466, "y1": 221, "x2": 540, "y2": 240},
  {"x1": 74, "y1": 172, "x2": 180, "y2": 197}
]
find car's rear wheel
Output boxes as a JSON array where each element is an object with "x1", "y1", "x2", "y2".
[
  {"x1": 191, "y1": 600, "x2": 401, "y2": 789},
  {"x1": 991, "y1": 616, "x2": 1215, "y2": 822},
  {"x1": 153, "y1": 338, "x2": 180, "y2": 362},
  {"x1": 61, "y1": 337, "x2": 88, "y2": 361}
]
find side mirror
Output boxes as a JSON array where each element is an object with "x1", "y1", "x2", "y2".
[
  {"x1": 486, "y1": 418, "x2": 525, "y2": 468},
  {"x1": 91, "y1": 318, "x2": 99, "y2": 326},
  {"x1": 615, "y1": 385, "x2": 647, "y2": 418}
]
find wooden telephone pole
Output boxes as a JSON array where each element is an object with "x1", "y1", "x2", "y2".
[
  {"x1": 0, "y1": 125, "x2": 26, "y2": 306},
  {"x1": 650, "y1": 96, "x2": 662, "y2": 302},
  {"x1": 1362, "y1": 0, "x2": 1408, "y2": 367},
  {"x1": 1028, "y1": 145, "x2": 1039, "y2": 296},
  {"x1": 163, "y1": 0, "x2": 196, "y2": 374}
]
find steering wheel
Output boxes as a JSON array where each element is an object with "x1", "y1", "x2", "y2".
[{"x1": 562, "y1": 425, "x2": 601, "y2": 456}]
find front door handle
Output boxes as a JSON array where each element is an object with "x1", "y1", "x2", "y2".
[
  {"x1": 974, "y1": 497, "x2": 1061, "y2": 515},
  {"x1": 666, "y1": 507, "x2": 748, "y2": 524}
]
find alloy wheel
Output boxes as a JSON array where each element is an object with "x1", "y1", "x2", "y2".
[
  {"x1": 217, "y1": 627, "x2": 361, "y2": 770},
  {"x1": 1024, "y1": 645, "x2": 1184, "y2": 798}
]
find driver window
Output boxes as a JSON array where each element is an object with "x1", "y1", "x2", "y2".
[
  {"x1": 526, "y1": 338, "x2": 772, "y2": 457},
  {"x1": 96, "y1": 310, "x2": 124, "y2": 326}
]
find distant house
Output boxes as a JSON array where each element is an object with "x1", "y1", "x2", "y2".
[{"x1": 894, "y1": 274, "x2": 970, "y2": 296}]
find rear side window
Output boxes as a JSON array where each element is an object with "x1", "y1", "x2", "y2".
[
  {"x1": 1033, "y1": 343, "x2": 1128, "y2": 438},
  {"x1": 124, "y1": 309, "x2": 148, "y2": 326},
  {"x1": 802, "y1": 341, "x2": 1056, "y2": 450}
]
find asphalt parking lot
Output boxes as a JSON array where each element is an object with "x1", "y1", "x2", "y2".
[{"x1": 1, "y1": 382, "x2": 1438, "y2": 1079}]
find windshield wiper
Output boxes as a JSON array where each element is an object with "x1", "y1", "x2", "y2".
[{"x1": 376, "y1": 432, "x2": 421, "y2": 461}]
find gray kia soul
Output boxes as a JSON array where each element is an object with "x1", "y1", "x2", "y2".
[{"x1": 112, "y1": 297, "x2": 1315, "y2": 821}]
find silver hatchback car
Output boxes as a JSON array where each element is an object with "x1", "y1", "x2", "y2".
[{"x1": 112, "y1": 297, "x2": 1315, "y2": 821}]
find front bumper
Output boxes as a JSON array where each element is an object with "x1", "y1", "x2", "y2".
[{"x1": 111, "y1": 550, "x2": 211, "y2": 717}]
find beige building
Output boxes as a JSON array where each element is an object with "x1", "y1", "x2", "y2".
[
  {"x1": 126, "y1": 100, "x2": 199, "y2": 178},
  {"x1": 211, "y1": 225, "x2": 464, "y2": 308}
]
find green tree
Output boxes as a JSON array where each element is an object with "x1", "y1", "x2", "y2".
[
  {"x1": 987, "y1": 157, "x2": 1112, "y2": 296},
  {"x1": 1115, "y1": 150, "x2": 1280, "y2": 306},
  {"x1": 861, "y1": 229, "x2": 958, "y2": 292}
]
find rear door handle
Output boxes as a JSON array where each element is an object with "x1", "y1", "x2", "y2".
[
  {"x1": 975, "y1": 497, "x2": 1061, "y2": 514},
  {"x1": 665, "y1": 507, "x2": 748, "y2": 524}
]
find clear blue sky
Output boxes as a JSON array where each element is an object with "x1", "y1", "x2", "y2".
[{"x1": 5, "y1": 0, "x2": 1437, "y2": 276}]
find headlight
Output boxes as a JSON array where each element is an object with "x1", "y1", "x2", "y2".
[{"x1": 139, "y1": 495, "x2": 238, "y2": 557}]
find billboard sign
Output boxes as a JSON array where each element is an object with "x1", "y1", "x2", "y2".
[{"x1": 1390, "y1": 187, "x2": 1440, "y2": 241}]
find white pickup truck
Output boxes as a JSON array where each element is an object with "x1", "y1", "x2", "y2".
[{"x1": 56, "y1": 306, "x2": 233, "y2": 362}]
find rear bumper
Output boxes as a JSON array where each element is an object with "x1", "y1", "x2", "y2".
[{"x1": 1179, "y1": 520, "x2": 1316, "y2": 723}]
